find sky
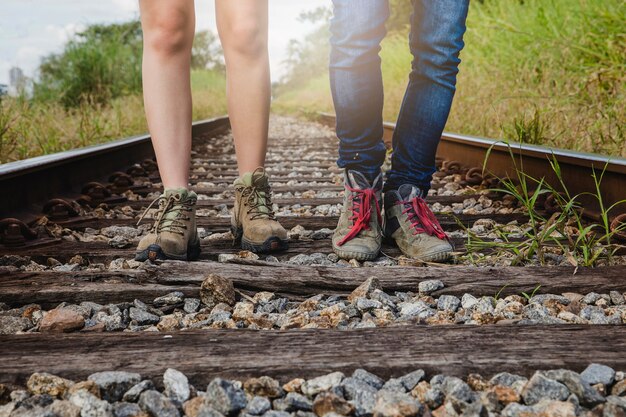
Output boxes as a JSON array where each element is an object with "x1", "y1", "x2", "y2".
[{"x1": 0, "y1": 0, "x2": 331, "y2": 85}]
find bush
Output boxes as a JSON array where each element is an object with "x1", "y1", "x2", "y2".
[{"x1": 33, "y1": 21, "x2": 143, "y2": 108}]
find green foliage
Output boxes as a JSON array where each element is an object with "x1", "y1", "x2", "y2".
[
  {"x1": 521, "y1": 285, "x2": 542, "y2": 301},
  {"x1": 34, "y1": 21, "x2": 143, "y2": 108},
  {"x1": 276, "y1": 0, "x2": 625, "y2": 157},
  {"x1": 465, "y1": 144, "x2": 626, "y2": 267}
]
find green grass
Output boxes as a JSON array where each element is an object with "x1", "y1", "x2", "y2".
[
  {"x1": 275, "y1": 0, "x2": 625, "y2": 157},
  {"x1": 0, "y1": 70, "x2": 227, "y2": 164}
]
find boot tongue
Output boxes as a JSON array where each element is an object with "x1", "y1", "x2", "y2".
[
  {"x1": 161, "y1": 188, "x2": 193, "y2": 223},
  {"x1": 347, "y1": 170, "x2": 382, "y2": 190},
  {"x1": 398, "y1": 184, "x2": 422, "y2": 201},
  {"x1": 238, "y1": 169, "x2": 271, "y2": 215}
]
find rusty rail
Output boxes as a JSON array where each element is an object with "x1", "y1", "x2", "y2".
[
  {"x1": 319, "y1": 113, "x2": 626, "y2": 217},
  {"x1": 0, "y1": 116, "x2": 230, "y2": 217}
]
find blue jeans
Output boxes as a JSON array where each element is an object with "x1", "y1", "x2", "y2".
[{"x1": 330, "y1": 0, "x2": 470, "y2": 193}]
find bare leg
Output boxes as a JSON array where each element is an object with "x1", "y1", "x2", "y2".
[
  {"x1": 139, "y1": 0, "x2": 195, "y2": 189},
  {"x1": 216, "y1": 0, "x2": 270, "y2": 175}
]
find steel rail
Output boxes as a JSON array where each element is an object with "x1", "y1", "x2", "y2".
[
  {"x1": 319, "y1": 113, "x2": 626, "y2": 217},
  {"x1": 0, "y1": 116, "x2": 230, "y2": 217}
]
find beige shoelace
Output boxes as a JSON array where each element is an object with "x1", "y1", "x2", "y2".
[
  {"x1": 235, "y1": 183, "x2": 276, "y2": 221},
  {"x1": 136, "y1": 194, "x2": 194, "y2": 235}
]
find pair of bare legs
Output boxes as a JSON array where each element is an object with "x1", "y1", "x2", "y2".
[{"x1": 139, "y1": 0, "x2": 270, "y2": 187}]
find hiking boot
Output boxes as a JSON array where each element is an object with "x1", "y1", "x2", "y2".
[
  {"x1": 135, "y1": 188, "x2": 201, "y2": 262},
  {"x1": 332, "y1": 169, "x2": 383, "y2": 261},
  {"x1": 231, "y1": 167, "x2": 288, "y2": 253},
  {"x1": 384, "y1": 184, "x2": 453, "y2": 262}
]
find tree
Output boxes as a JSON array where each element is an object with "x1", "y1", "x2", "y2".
[{"x1": 192, "y1": 30, "x2": 225, "y2": 72}]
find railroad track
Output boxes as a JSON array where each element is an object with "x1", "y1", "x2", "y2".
[{"x1": 1, "y1": 115, "x2": 626, "y2": 416}]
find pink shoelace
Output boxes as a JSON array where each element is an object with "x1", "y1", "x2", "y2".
[
  {"x1": 401, "y1": 196, "x2": 448, "y2": 240},
  {"x1": 337, "y1": 185, "x2": 382, "y2": 246}
]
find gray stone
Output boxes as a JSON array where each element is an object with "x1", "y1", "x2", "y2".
[
  {"x1": 245, "y1": 396, "x2": 271, "y2": 415},
  {"x1": 205, "y1": 378, "x2": 247, "y2": 416},
  {"x1": 501, "y1": 402, "x2": 535, "y2": 417},
  {"x1": 138, "y1": 390, "x2": 180, "y2": 417},
  {"x1": 15, "y1": 393, "x2": 54, "y2": 410},
  {"x1": 301, "y1": 372, "x2": 344, "y2": 397},
  {"x1": 418, "y1": 280, "x2": 444, "y2": 295},
  {"x1": 113, "y1": 402, "x2": 143, "y2": 417},
  {"x1": 543, "y1": 369, "x2": 605, "y2": 406},
  {"x1": 272, "y1": 393, "x2": 312, "y2": 412},
  {"x1": 437, "y1": 295, "x2": 460, "y2": 312},
  {"x1": 520, "y1": 373, "x2": 570, "y2": 405},
  {"x1": 153, "y1": 292, "x2": 185, "y2": 306},
  {"x1": 108, "y1": 235, "x2": 133, "y2": 249},
  {"x1": 581, "y1": 363, "x2": 616, "y2": 386},
  {"x1": 341, "y1": 377, "x2": 377, "y2": 417},
  {"x1": 441, "y1": 377, "x2": 473, "y2": 403},
  {"x1": 352, "y1": 369, "x2": 384, "y2": 389},
  {"x1": 399, "y1": 370, "x2": 425, "y2": 392},
  {"x1": 196, "y1": 406, "x2": 226, "y2": 417},
  {"x1": 582, "y1": 292, "x2": 602, "y2": 304},
  {"x1": 262, "y1": 411, "x2": 290, "y2": 417},
  {"x1": 607, "y1": 395, "x2": 626, "y2": 409},
  {"x1": 100, "y1": 226, "x2": 141, "y2": 239},
  {"x1": 49, "y1": 399, "x2": 81, "y2": 417},
  {"x1": 461, "y1": 294, "x2": 479, "y2": 311},
  {"x1": 163, "y1": 368, "x2": 190, "y2": 404},
  {"x1": 88, "y1": 371, "x2": 141, "y2": 403},
  {"x1": 610, "y1": 291, "x2": 625, "y2": 305},
  {"x1": 580, "y1": 306, "x2": 609, "y2": 324},
  {"x1": 381, "y1": 378, "x2": 406, "y2": 393},
  {"x1": 129, "y1": 308, "x2": 160, "y2": 326},
  {"x1": 398, "y1": 301, "x2": 431, "y2": 319},
  {"x1": 522, "y1": 303, "x2": 551, "y2": 321},
  {"x1": 355, "y1": 298, "x2": 383, "y2": 312},
  {"x1": 94, "y1": 312, "x2": 126, "y2": 332},
  {"x1": 474, "y1": 297, "x2": 495, "y2": 315},
  {"x1": 69, "y1": 390, "x2": 114, "y2": 417},
  {"x1": 122, "y1": 380, "x2": 155, "y2": 403},
  {"x1": 494, "y1": 370, "x2": 526, "y2": 387},
  {"x1": 0, "y1": 316, "x2": 32, "y2": 335},
  {"x1": 529, "y1": 294, "x2": 570, "y2": 305},
  {"x1": 184, "y1": 298, "x2": 201, "y2": 314}
]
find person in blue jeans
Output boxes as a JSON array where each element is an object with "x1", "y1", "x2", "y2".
[{"x1": 330, "y1": 0, "x2": 470, "y2": 262}]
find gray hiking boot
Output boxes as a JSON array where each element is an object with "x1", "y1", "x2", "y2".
[
  {"x1": 384, "y1": 184, "x2": 453, "y2": 262},
  {"x1": 232, "y1": 167, "x2": 288, "y2": 253},
  {"x1": 332, "y1": 169, "x2": 383, "y2": 261},
  {"x1": 135, "y1": 188, "x2": 200, "y2": 262}
]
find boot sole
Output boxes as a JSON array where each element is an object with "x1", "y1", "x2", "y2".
[
  {"x1": 332, "y1": 245, "x2": 381, "y2": 262},
  {"x1": 231, "y1": 226, "x2": 289, "y2": 254},
  {"x1": 135, "y1": 238, "x2": 201, "y2": 262}
]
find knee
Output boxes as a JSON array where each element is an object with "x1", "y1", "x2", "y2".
[
  {"x1": 410, "y1": 36, "x2": 465, "y2": 87},
  {"x1": 220, "y1": 18, "x2": 267, "y2": 60},
  {"x1": 143, "y1": 9, "x2": 193, "y2": 57}
]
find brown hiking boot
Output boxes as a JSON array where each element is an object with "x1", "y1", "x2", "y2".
[
  {"x1": 231, "y1": 167, "x2": 288, "y2": 253},
  {"x1": 135, "y1": 188, "x2": 201, "y2": 262},
  {"x1": 384, "y1": 184, "x2": 453, "y2": 262},
  {"x1": 332, "y1": 170, "x2": 383, "y2": 261}
]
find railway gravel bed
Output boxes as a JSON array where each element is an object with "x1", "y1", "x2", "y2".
[
  {"x1": 1, "y1": 276, "x2": 626, "y2": 335},
  {"x1": 1, "y1": 365, "x2": 626, "y2": 417}
]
